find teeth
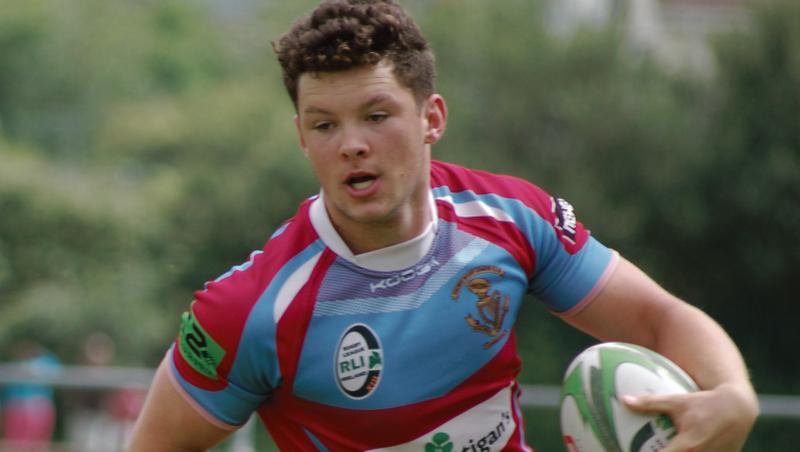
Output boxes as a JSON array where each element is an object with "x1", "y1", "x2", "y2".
[{"x1": 351, "y1": 179, "x2": 374, "y2": 190}]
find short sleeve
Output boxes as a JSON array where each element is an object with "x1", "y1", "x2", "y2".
[
  {"x1": 428, "y1": 161, "x2": 618, "y2": 316},
  {"x1": 169, "y1": 260, "x2": 275, "y2": 428},
  {"x1": 526, "y1": 196, "x2": 619, "y2": 315}
]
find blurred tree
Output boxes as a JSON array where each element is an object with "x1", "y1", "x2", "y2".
[
  {"x1": 1, "y1": 0, "x2": 798, "y2": 449},
  {"x1": 424, "y1": 0, "x2": 800, "y2": 397},
  {"x1": 421, "y1": 0, "x2": 712, "y2": 382},
  {"x1": 648, "y1": 1, "x2": 800, "y2": 393},
  {"x1": 0, "y1": 0, "x2": 796, "y2": 405},
  {"x1": 0, "y1": 141, "x2": 171, "y2": 362},
  {"x1": 0, "y1": 0, "x2": 319, "y2": 364}
]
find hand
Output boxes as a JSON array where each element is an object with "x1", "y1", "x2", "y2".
[{"x1": 622, "y1": 383, "x2": 759, "y2": 452}]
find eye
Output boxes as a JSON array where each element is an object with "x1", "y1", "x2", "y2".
[
  {"x1": 366, "y1": 112, "x2": 388, "y2": 123},
  {"x1": 312, "y1": 121, "x2": 334, "y2": 131}
]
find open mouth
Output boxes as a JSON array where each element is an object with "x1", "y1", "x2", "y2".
[{"x1": 347, "y1": 174, "x2": 377, "y2": 190}]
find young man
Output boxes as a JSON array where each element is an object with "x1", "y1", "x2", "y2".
[{"x1": 129, "y1": 1, "x2": 758, "y2": 450}]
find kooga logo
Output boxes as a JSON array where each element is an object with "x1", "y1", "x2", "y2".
[{"x1": 369, "y1": 258, "x2": 440, "y2": 292}]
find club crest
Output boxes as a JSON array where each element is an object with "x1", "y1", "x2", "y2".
[{"x1": 451, "y1": 266, "x2": 510, "y2": 349}]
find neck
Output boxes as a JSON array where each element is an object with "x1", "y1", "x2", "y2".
[
  {"x1": 344, "y1": 214, "x2": 430, "y2": 256},
  {"x1": 327, "y1": 191, "x2": 433, "y2": 255}
]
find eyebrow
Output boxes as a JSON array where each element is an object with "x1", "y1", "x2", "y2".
[
  {"x1": 303, "y1": 105, "x2": 331, "y2": 115},
  {"x1": 362, "y1": 93, "x2": 395, "y2": 110},
  {"x1": 302, "y1": 93, "x2": 397, "y2": 115}
]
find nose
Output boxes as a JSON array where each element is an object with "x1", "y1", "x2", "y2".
[{"x1": 338, "y1": 123, "x2": 370, "y2": 160}]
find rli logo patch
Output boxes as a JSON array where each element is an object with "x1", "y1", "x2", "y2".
[{"x1": 335, "y1": 324, "x2": 383, "y2": 399}]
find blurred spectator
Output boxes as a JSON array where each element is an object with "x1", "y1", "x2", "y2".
[
  {"x1": 1, "y1": 341, "x2": 61, "y2": 451},
  {"x1": 106, "y1": 386, "x2": 146, "y2": 445},
  {"x1": 66, "y1": 332, "x2": 145, "y2": 451}
]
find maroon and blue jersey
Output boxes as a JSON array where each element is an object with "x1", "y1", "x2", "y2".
[{"x1": 168, "y1": 160, "x2": 619, "y2": 451}]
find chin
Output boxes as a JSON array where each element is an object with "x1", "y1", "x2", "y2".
[
  {"x1": 328, "y1": 192, "x2": 403, "y2": 226},
  {"x1": 348, "y1": 210, "x2": 394, "y2": 225},
  {"x1": 342, "y1": 203, "x2": 398, "y2": 225}
]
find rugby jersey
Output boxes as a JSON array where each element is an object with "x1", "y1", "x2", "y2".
[{"x1": 168, "y1": 160, "x2": 619, "y2": 451}]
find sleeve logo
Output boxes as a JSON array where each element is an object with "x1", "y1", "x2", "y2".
[
  {"x1": 551, "y1": 196, "x2": 588, "y2": 255},
  {"x1": 178, "y1": 310, "x2": 226, "y2": 380},
  {"x1": 552, "y1": 197, "x2": 578, "y2": 244}
]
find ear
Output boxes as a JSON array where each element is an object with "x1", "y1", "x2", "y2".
[
  {"x1": 294, "y1": 114, "x2": 309, "y2": 157},
  {"x1": 423, "y1": 94, "x2": 448, "y2": 145}
]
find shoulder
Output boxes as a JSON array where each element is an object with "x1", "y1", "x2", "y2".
[
  {"x1": 193, "y1": 198, "x2": 325, "y2": 328},
  {"x1": 174, "y1": 198, "x2": 326, "y2": 390},
  {"x1": 430, "y1": 160, "x2": 552, "y2": 213},
  {"x1": 430, "y1": 160, "x2": 591, "y2": 257}
]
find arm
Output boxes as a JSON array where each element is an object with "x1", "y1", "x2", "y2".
[
  {"x1": 128, "y1": 357, "x2": 234, "y2": 452},
  {"x1": 564, "y1": 256, "x2": 758, "y2": 452}
]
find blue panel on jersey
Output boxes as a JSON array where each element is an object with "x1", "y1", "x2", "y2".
[
  {"x1": 431, "y1": 186, "x2": 549, "y2": 246},
  {"x1": 173, "y1": 239, "x2": 332, "y2": 427},
  {"x1": 432, "y1": 185, "x2": 551, "y2": 265},
  {"x1": 168, "y1": 347, "x2": 265, "y2": 426},
  {"x1": 230, "y1": 239, "x2": 328, "y2": 393},
  {"x1": 292, "y1": 230, "x2": 528, "y2": 410},
  {"x1": 432, "y1": 186, "x2": 614, "y2": 312},
  {"x1": 530, "y1": 236, "x2": 613, "y2": 312}
]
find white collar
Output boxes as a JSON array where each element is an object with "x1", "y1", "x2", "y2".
[{"x1": 309, "y1": 191, "x2": 438, "y2": 272}]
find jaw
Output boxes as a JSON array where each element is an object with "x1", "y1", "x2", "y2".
[{"x1": 323, "y1": 180, "x2": 431, "y2": 254}]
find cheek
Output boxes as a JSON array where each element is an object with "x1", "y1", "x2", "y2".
[
  {"x1": 305, "y1": 137, "x2": 338, "y2": 164},
  {"x1": 386, "y1": 124, "x2": 424, "y2": 158},
  {"x1": 304, "y1": 147, "x2": 335, "y2": 182},
  {"x1": 310, "y1": 154, "x2": 334, "y2": 181}
]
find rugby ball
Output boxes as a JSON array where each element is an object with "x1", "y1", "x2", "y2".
[{"x1": 559, "y1": 342, "x2": 698, "y2": 452}]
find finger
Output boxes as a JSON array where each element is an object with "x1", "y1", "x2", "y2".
[
  {"x1": 621, "y1": 394, "x2": 678, "y2": 414},
  {"x1": 659, "y1": 433, "x2": 696, "y2": 452}
]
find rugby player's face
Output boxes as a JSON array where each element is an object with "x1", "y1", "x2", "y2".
[{"x1": 295, "y1": 61, "x2": 446, "y2": 248}]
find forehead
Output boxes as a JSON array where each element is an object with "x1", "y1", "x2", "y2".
[{"x1": 297, "y1": 62, "x2": 414, "y2": 111}]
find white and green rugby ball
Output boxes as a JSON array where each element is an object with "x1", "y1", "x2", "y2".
[{"x1": 559, "y1": 342, "x2": 698, "y2": 452}]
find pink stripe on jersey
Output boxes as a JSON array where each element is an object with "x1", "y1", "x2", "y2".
[
  {"x1": 556, "y1": 250, "x2": 620, "y2": 318},
  {"x1": 166, "y1": 350, "x2": 240, "y2": 431},
  {"x1": 276, "y1": 249, "x2": 338, "y2": 388}
]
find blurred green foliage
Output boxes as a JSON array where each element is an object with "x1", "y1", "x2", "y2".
[{"x1": 1, "y1": 0, "x2": 798, "y2": 449}]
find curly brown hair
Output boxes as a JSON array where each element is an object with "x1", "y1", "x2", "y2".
[{"x1": 273, "y1": 0, "x2": 435, "y2": 108}]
